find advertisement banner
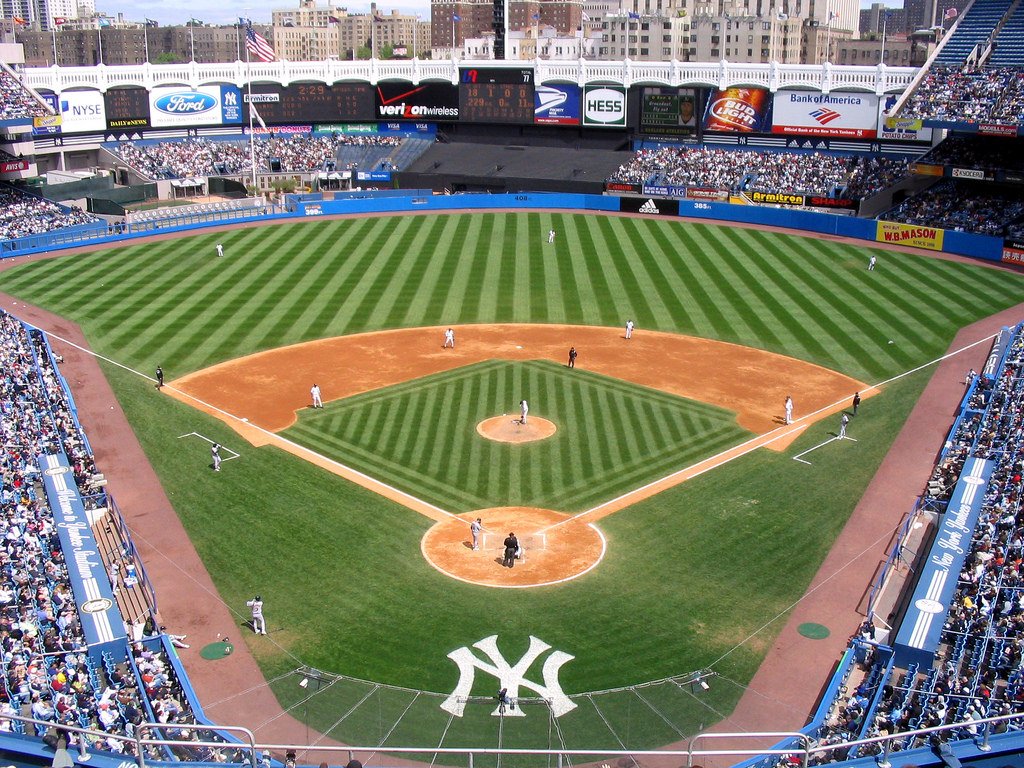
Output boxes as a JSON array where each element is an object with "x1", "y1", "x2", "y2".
[
  {"x1": 876, "y1": 221, "x2": 944, "y2": 250},
  {"x1": 687, "y1": 187, "x2": 728, "y2": 201},
  {"x1": 534, "y1": 84, "x2": 580, "y2": 125},
  {"x1": 33, "y1": 112, "x2": 61, "y2": 135},
  {"x1": 56, "y1": 90, "x2": 107, "y2": 134},
  {"x1": 316, "y1": 123, "x2": 379, "y2": 134},
  {"x1": 1002, "y1": 241, "x2": 1024, "y2": 266},
  {"x1": 879, "y1": 113, "x2": 932, "y2": 142},
  {"x1": 375, "y1": 82, "x2": 459, "y2": 121},
  {"x1": 149, "y1": 85, "x2": 243, "y2": 128},
  {"x1": 643, "y1": 185, "x2": 670, "y2": 196},
  {"x1": 619, "y1": 197, "x2": 679, "y2": 216},
  {"x1": 805, "y1": 195, "x2": 857, "y2": 210},
  {"x1": 244, "y1": 125, "x2": 312, "y2": 135},
  {"x1": 605, "y1": 181, "x2": 641, "y2": 193},
  {"x1": 911, "y1": 163, "x2": 944, "y2": 176},
  {"x1": 771, "y1": 91, "x2": 878, "y2": 138},
  {"x1": 978, "y1": 123, "x2": 1018, "y2": 137},
  {"x1": 356, "y1": 171, "x2": 392, "y2": 181},
  {"x1": 582, "y1": 85, "x2": 626, "y2": 127},
  {"x1": 952, "y1": 167, "x2": 986, "y2": 180},
  {"x1": 0, "y1": 159, "x2": 30, "y2": 172},
  {"x1": 749, "y1": 190, "x2": 805, "y2": 206},
  {"x1": 703, "y1": 88, "x2": 771, "y2": 133}
]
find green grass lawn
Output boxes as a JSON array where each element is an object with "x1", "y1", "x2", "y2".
[
  {"x1": 283, "y1": 360, "x2": 751, "y2": 512},
  {"x1": 5, "y1": 212, "x2": 1024, "y2": 750}
]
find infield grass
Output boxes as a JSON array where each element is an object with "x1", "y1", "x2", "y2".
[
  {"x1": 283, "y1": 360, "x2": 751, "y2": 512},
  {"x1": 5, "y1": 212, "x2": 1024, "y2": 750}
]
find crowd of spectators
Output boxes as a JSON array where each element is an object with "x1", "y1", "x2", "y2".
[
  {"x1": 0, "y1": 70, "x2": 51, "y2": 121},
  {"x1": 880, "y1": 180, "x2": 1024, "y2": 236},
  {"x1": 799, "y1": 337, "x2": 1024, "y2": 763},
  {"x1": 919, "y1": 135, "x2": 1024, "y2": 172},
  {"x1": 113, "y1": 134, "x2": 403, "y2": 180},
  {"x1": 899, "y1": 66, "x2": 1024, "y2": 125},
  {"x1": 607, "y1": 146, "x2": 909, "y2": 199},
  {"x1": 0, "y1": 310, "x2": 244, "y2": 759},
  {"x1": 0, "y1": 187, "x2": 97, "y2": 241}
]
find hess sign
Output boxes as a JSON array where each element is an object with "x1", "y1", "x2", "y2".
[{"x1": 582, "y1": 85, "x2": 626, "y2": 127}]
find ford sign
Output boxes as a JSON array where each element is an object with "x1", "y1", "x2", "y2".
[{"x1": 154, "y1": 91, "x2": 217, "y2": 115}]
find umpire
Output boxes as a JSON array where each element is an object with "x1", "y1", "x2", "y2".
[{"x1": 502, "y1": 532, "x2": 519, "y2": 568}]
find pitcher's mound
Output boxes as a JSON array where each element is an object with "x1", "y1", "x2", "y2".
[
  {"x1": 477, "y1": 416, "x2": 556, "y2": 443},
  {"x1": 421, "y1": 507, "x2": 605, "y2": 588}
]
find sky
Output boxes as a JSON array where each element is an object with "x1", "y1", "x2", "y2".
[
  {"x1": 104, "y1": 0, "x2": 429, "y2": 25},
  {"x1": 108, "y1": 0, "x2": 898, "y2": 26}
]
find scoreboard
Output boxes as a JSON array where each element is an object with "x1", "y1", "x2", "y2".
[
  {"x1": 459, "y1": 67, "x2": 534, "y2": 124},
  {"x1": 247, "y1": 83, "x2": 375, "y2": 123},
  {"x1": 104, "y1": 87, "x2": 150, "y2": 129}
]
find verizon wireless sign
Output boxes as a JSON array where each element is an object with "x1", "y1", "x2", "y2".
[{"x1": 375, "y1": 82, "x2": 459, "y2": 121}]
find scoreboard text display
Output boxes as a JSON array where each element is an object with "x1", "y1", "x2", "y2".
[
  {"x1": 104, "y1": 87, "x2": 150, "y2": 129},
  {"x1": 459, "y1": 67, "x2": 534, "y2": 124},
  {"x1": 639, "y1": 87, "x2": 698, "y2": 137},
  {"x1": 246, "y1": 83, "x2": 375, "y2": 123}
]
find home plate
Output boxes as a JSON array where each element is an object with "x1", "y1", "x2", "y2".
[{"x1": 516, "y1": 345, "x2": 523, "y2": 349}]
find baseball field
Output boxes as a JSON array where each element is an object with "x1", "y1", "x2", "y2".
[{"x1": 4, "y1": 210, "x2": 1024, "y2": 755}]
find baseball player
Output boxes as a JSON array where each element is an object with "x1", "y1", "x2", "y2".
[
  {"x1": 211, "y1": 443, "x2": 222, "y2": 472},
  {"x1": 519, "y1": 399, "x2": 529, "y2": 425},
  {"x1": 839, "y1": 412, "x2": 850, "y2": 439},
  {"x1": 247, "y1": 596, "x2": 266, "y2": 634},
  {"x1": 784, "y1": 396, "x2": 793, "y2": 425},
  {"x1": 625, "y1": 319, "x2": 634, "y2": 339},
  {"x1": 568, "y1": 346, "x2": 577, "y2": 368},
  {"x1": 470, "y1": 518, "x2": 482, "y2": 550},
  {"x1": 868, "y1": 255, "x2": 876, "y2": 271},
  {"x1": 443, "y1": 328, "x2": 455, "y2": 348},
  {"x1": 547, "y1": 229, "x2": 556, "y2": 244},
  {"x1": 311, "y1": 383, "x2": 323, "y2": 408},
  {"x1": 216, "y1": 243, "x2": 224, "y2": 258},
  {"x1": 155, "y1": 366, "x2": 164, "y2": 388}
]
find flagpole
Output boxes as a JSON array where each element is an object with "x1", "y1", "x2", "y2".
[
  {"x1": 144, "y1": 22, "x2": 150, "y2": 63},
  {"x1": 245, "y1": 15, "x2": 257, "y2": 194},
  {"x1": 97, "y1": 21, "x2": 103, "y2": 65},
  {"x1": 51, "y1": 24, "x2": 57, "y2": 65},
  {"x1": 189, "y1": 19, "x2": 195, "y2": 61}
]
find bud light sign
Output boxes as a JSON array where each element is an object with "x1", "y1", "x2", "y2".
[
  {"x1": 703, "y1": 87, "x2": 772, "y2": 133},
  {"x1": 582, "y1": 85, "x2": 626, "y2": 127},
  {"x1": 149, "y1": 85, "x2": 243, "y2": 128}
]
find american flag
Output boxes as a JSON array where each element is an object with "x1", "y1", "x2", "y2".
[{"x1": 245, "y1": 20, "x2": 276, "y2": 62}]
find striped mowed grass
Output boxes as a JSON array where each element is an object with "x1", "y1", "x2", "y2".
[
  {"x1": 4, "y1": 212, "x2": 1014, "y2": 384},
  {"x1": 283, "y1": 359, "x2": 751, "y2": 512},
  {"x1": 5, "y1": 212, "x2": 1024, "y2": 749}
]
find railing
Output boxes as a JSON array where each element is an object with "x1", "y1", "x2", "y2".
[
  {"x1": 20, "y1": 59, "x2": 919, "y2": 95},
  {"x1": 3, "y1": 710, "x2": 1023, "y2": 768}
]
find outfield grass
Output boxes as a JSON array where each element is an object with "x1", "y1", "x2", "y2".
[
  {"x1": 284, "y1": 360, "x2": 751, "y2": 512},
  {"x1": 6, "y1": 212, "x2": 1024, "y2": 749}
]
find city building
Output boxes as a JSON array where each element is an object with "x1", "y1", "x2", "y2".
[
  {"x1": 271, "y1": 1, "x2": 429, "y2": 60},
  {"x1": 431, "y1": 0, "x2": 583, "y2": 58}
]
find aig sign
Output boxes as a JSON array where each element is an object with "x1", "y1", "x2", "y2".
[{"x1": 582, "y1": 85, "x2": 626, "y2": 127}]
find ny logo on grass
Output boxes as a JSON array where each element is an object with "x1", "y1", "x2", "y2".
[{"x1": 441, "y1": 635, "x2": 576, "y2": 718}]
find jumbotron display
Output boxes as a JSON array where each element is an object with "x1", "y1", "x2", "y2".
[{"x1": 459, "y1": 67, "x2": 534, "y2": 124}]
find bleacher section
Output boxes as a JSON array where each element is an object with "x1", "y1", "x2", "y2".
[
  {"x1": 0, "y1": 185, "x2": 99, "y2": 241},
  {"x1": 934, "y1": 0, "x2": 1013, "y2": 66},
  {"x1": 0, "y1": 309, "x2": 244, "y2": 763},
  {"x1": 990, "y1": 2, "x2": 1024, "y2": 65},
  {"x1": 0, "y1": 68, "x2": 51, "y2": 122}
]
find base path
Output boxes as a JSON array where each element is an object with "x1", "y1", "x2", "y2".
[{"x1": 421, "y1": 507, "x2": 605, "y2": 588}]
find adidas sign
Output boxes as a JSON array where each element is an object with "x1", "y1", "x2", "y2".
[{"x1": 639, "y1": 199, "x2": 660, "y2": 214}]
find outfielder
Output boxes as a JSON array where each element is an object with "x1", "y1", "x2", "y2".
[{"x1": 247, "y1": 596, "x2": 267, "y2": 635}]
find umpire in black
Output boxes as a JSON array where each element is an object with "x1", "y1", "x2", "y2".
[{"x1": 502, "y1": 532, "x2": 519, "y2": 568}]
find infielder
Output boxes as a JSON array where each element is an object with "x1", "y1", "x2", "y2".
[
  {"x1": 311, "y1": 383, "x2": 323, "y2": 408},
  {"x1": 443, "y1": 328, "x2": 455, "y2": 348},
  {"x1": 247, "y1": 596, "x2": 267, "y2": 635},
  {"x1": 211, "y1": 443, "x2": 222, "y2": 472},
  {"x1": 839, "y1": 412, "x2": 850, "y2": 439},
  {"x1": 470, "y1": 518, "x2": 482, "y2": 550},
  {"x1": 784, "y1": 396, "x2": 793, "y2": 425},
  {"x1": 625, "y1": 319, "x2": 634, "y2": 339},
  {"x1": 520, "y1": 399, "x2": 529, "y2": 425}
]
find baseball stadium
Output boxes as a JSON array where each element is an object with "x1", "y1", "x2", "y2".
[{"x1": 2, "y1": 5, "x2": 1024, "y2": 768}]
